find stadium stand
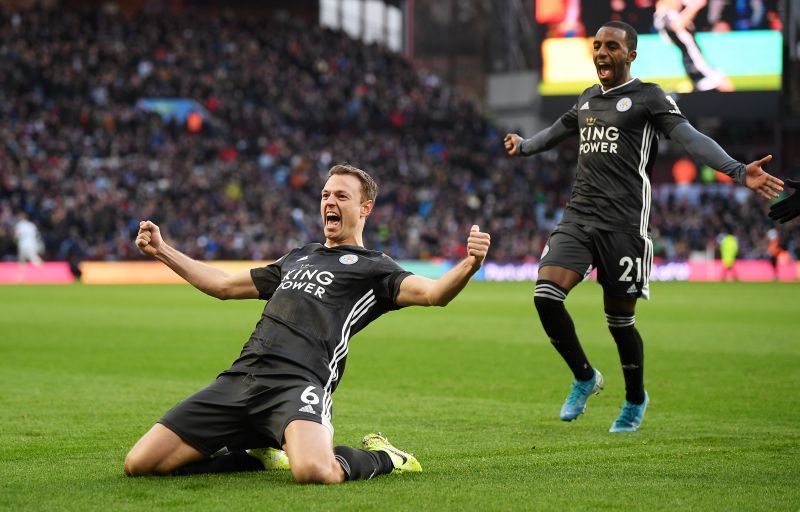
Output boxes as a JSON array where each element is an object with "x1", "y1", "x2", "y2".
[{"x1": 0, "y1": 5, "x2": 796, "y2": 266}]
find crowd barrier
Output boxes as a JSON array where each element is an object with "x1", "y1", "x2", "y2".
[
  {"x1": 0, "y1": 259, "x2": 797, "y2": 285},
  {"x1": 482, "y1": 260, "x2": 798, "y2": 282},
  {"x1": 0, "y1": 262, "x2": 75, "y2": 284}
]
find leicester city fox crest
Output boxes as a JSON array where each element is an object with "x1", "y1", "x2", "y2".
[{"x1": 616, "y1": 97, "x2": 632, "y2": 112}]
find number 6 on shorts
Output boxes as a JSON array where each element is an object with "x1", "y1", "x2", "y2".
[{"x1": 301, "y1": 385, "x2": 320, "y2": 405}]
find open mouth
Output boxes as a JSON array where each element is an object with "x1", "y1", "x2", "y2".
[
  {"x1": 325, "y1": 212, "x2": 341, "y2": 228},
  {"x1": 597, "y1": 63, "x2": 612, "y2": 81}
]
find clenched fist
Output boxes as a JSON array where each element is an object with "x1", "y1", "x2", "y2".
[
  {"x1": 135, "y1": 220, "x2": 164, "y2": 257},
  {"x1": 466, "y1": 224, "x2": 491, "y2": 268},
  {"x1": 503, "y1": 133, "x2": 522, "y2": 156}
]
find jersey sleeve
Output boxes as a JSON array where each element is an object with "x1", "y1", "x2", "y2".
[
  {"x1": 558, "y1": 102, "x2": 579, "y2": 132},
  {"x1": 374, "y1": 255, "x2": 412, "y2": 310},
  {"x1": 518, "y1": 103, "x2": 578, "y2": 156},
  {"x1": 249, "y1": 251, "x2": 292, "y2": 300},
  {"x1": 645, "y1": 85, "x2": 688, "y2": 137}
]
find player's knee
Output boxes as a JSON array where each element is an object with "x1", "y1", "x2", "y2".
[
  {"x1": 124, "y1": 451, "x2": 151, "y2": 477},
  {"x1": 533, "y1": 280, "x2": 568, "y2": 317},
  {"x1": 290, "y1": 459, "x2": 342, "y2": 484},
  {"x1": 533, "y1": 294, "x2": 561, "y2": 316},
  {"x1": 123, "y1": 449, "x2": 171, "y2": 477},
  {"x1": 605, "y1": 310, "x2": 636, "y2": 330}
]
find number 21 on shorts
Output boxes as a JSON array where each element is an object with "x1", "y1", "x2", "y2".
[{"x1": 618, "y1": 256, "x2": 642, "y2": 282}]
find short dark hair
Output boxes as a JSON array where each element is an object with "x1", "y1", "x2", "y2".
[
  {"x1": 601, "y1": 20, "x2": 638, "y2": 51},
  {"x1": 327, "y1": 164, "x2": 378, "y2": 202}
]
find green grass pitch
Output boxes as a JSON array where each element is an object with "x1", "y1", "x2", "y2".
[{"x1": 1, "y1": 281, "x2": 798, "y2": 511}]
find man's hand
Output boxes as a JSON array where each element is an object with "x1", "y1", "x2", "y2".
[
  {"x1": 745, "y1": 155, "x2": 783, "y2": 200},
  {"x1": 395, "y1": 225, "x2": 491, "y2": 307},
  {"x1": 769, "y1": 179, "x2": 800, "y2": 224},
  {"x1": 466, "y1": 225, "x2": 491, "y2": 269},
  {"x1": 503, "y1": 133, "x2": 522, "y2": 156},
  {"x1": 135, "y1": 220, "x2": 164, "y2": 257}
]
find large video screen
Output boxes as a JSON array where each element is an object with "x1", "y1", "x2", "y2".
[{"x1": 535, "y1": 0, "x2": 782, "y2": 95}]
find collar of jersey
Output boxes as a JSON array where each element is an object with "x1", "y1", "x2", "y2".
[
  {"x1": 600, "y1": 77, "x2": 638, "y2": 95},
  {"x1": 320, "y1": 242, "x2": 368, "y2": 252}
]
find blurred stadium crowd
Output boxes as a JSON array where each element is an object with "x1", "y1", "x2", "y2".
[{"x1": 0, "y1": 6, "x2": 797, "y2": 265}]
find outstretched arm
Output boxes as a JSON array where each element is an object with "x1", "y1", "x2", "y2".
[
  {"x1": 669, "y1": 123, "x2": 783, "y2": 200},
  {"x1": 135, "y1": 220, "x2": 259, "y2": 300},
  {"x1": 395, "y1": 225, "x2": 490, "y2": 307},
  {"x1": 504, "y1": 118, "x2": 574, "y2": 157}
]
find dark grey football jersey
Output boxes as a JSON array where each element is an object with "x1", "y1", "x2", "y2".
[
  {"x1": 558, "y1": 78, "x2": 688, "y2": 236},
  {"x1": 224, "y1": 243, "x2": 411, "y2": 395}
]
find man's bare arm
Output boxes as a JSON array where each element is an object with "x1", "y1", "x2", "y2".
[
  {"x1": 395, "y1": 225, "x2": 490, "y2": 307},
  {"x1": 135, "y1": 220, "x2": 259, "y2": 300}
]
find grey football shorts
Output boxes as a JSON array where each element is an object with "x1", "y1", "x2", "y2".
[
  {"x1": 539, "y1": 222, "x2": 653, "y2": 300},
  {"x1": 159, "y1": 373, "x2": 332, "y2": 457}
]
